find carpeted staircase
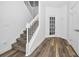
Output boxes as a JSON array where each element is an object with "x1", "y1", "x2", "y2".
[
  {"x1": 29, "y1": 37, "x2": 78, "y2": 57},
  {"x1": 0, "y1": 30, "x2": 26, "y2": 57}
]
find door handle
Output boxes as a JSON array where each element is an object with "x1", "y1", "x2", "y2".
[{"x1": 74, "y1": 29, "x2": 79, "y2": 32}]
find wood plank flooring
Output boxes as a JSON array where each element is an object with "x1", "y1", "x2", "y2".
[
  {"x1": 0, "y1": 49, "x2": 25, "y2": 57},
  {"x1": 29, "y1": 37, "x2": 78, "y2": 57}
]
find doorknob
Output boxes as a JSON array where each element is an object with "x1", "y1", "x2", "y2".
[{"x1": 74, "y1": 29, "x2": 79, "y2": 32}]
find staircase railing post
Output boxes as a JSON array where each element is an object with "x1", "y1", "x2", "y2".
[{"x1": 26, "y1": 23, "x2": 30, "y2": 56}]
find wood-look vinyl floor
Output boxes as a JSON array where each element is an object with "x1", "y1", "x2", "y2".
[
  {"x1": 0, "y1": 49, "x2": 25, "y2": 57},
  {"x1": 29, "y1": 37, "x2": 78, "y2": 57}
]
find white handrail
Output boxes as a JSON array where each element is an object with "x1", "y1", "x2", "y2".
[
  {"x1": 29, "y1": 14, "x2": 38, "y2": 28},
  {"x1": 26, "y1": 14, "x2": 39, "y2": 56},
  {"x1": 26, "y1": 14, "x2": 38, "y2": 28}
]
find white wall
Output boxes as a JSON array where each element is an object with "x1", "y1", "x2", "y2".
[
  {"x1": 68, "y1": 2, "x2": 79, "y2": 55},
  {"x1": 0, "y1": 1, "x2": 32, "y2": 54},
  {"x1": 40, "y1": 1, "x2": 68, "y2": 39}
]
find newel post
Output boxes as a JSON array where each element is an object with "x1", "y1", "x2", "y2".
[{"x1": 26, "y1": 23, "x2": 30, "y2": 56}]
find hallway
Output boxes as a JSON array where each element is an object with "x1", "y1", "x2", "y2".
[{"x1": 29, "y1": 37, "x2": 78, "y2": 57}]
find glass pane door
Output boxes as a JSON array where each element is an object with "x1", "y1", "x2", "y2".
[{"x1": 49, "y1": 17, "x2": 55, "y2": 35}]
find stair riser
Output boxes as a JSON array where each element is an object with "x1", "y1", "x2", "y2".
[
  {"x1": 17, "y1": 41, "x2": 26, "y2": 47},
  {"x1": 20, "y1": 34, "x2": 26, "y2": 38},
  {"x1": 12, "y1": 44, "x2": 25, "y2": 53}
]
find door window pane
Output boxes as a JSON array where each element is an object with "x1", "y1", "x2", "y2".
[{"x1": 49, "y1": 17, "x2": 55, "y2": 35}]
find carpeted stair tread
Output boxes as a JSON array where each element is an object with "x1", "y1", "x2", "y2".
[
  {"x1": 16, "y1": 38, "x2": 26, "y2": 46},
  {"x1": 12, "y1": 42, "x2": 25, "y2": 53},
  {"x1": 20, "y1": 34, "x2": 26, "y2": 38}
]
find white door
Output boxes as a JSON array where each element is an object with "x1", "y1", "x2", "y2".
[
  {"x1": 45, "y1": 7, "x2": 57, "y2": 37},
  {"x1": 45, "y1": 6, "x2": 68, "y2": 39}
]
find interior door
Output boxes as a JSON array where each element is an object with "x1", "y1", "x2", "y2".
[
  {"x1": 45, "y1": 7, "x2": 57, "y2": 37},
  {"x1": 45, "y1": 6, "x2": 68, "y2": 38}
]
